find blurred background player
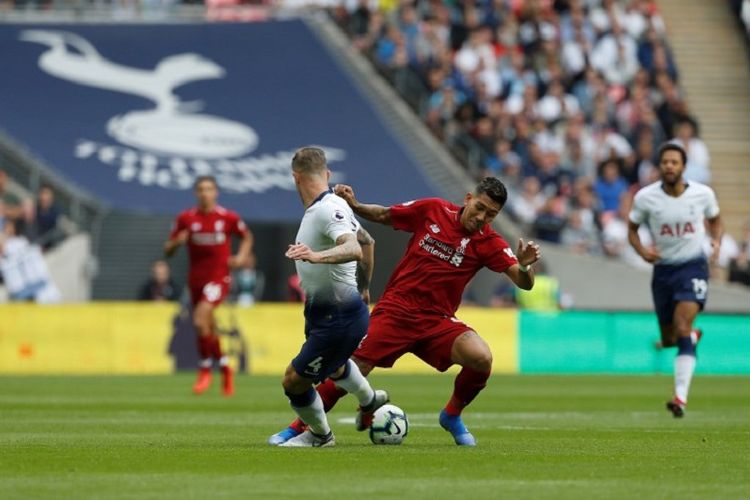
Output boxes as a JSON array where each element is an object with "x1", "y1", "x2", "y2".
[
  {"x1": 628, "y1": 143, "x2": 722, "y2": 417},
  {"x1": 271, "y1": 177, "x2": 541, "y2": 446},
  {"x1": 276, "y1": 147, "x2": 386, "y2": 447},
  {"x1": 164, "y1": 176, "x2": 253, "y2": 396}
]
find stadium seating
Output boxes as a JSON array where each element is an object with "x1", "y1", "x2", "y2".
[{"x1": 331, "y1": 0, "x2": 746, "y2": 279}]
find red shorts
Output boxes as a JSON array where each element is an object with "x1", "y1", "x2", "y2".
[
  {"x1": 353, "y1": 307, "x2": 473, "y2": 372},
  {"x1": 189, "y1": 279, "x2": 230, "y2": 307}
]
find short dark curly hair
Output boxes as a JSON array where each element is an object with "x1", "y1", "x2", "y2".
[
  {"x1": 193, "y1": 175, "x2": 217, "y2": 190},
  {"x1": 657, "y1": 142, "x2": 687, "y2": 166},
  {"x1": 475, "y1": 177, "x2": 508, "y2": 207}
]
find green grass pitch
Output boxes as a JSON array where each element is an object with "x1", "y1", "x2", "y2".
[{"x1": 1, "y1": 374, "x2": 749, "y2": 499}]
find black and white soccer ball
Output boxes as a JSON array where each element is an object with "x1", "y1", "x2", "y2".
[{"x1": 369, "y1": 404, "x2": 409, "y2": 445}]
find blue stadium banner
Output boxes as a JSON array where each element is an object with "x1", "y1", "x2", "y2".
[{"x1": 0, "y1": 22, "x2": 437, "y2": 221}]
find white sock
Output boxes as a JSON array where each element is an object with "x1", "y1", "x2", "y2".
[
  {"x1": 292, "y1": 392, "x2": 330, "y2": 436},
  {"x1": 674, "y1": 354, "x2": 696, "y2": 404},
  {"x1": 333, "y1": 360, "x2": 375, "y2": 407},
  {"x1": 199, "y1": 358, "x2": 212, "y2": 369}
]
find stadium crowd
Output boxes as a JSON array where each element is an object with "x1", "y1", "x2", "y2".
[
  {"x1": 0, "y1": 169, "x2": 66, "y2": 302},
  {"x1": 331, "y1": 0, "x2": 747, "y2": 279}
]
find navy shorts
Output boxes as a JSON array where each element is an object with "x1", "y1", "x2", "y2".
[
  {"x1": 651, "y1": 257, "x2": 709, "y2": 325},
  {"x1": 291, "y1": 299, "x2": 369, "y2": 383}
]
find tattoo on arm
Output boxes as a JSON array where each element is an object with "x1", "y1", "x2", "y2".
[
  {"x1": 316, "y1": 233, "x2": 363, "y2": 264},
  {"x1": 357, "y1": 227, "x2": 375, "y2": 246}
]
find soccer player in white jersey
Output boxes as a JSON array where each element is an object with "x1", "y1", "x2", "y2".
[
  {"x1": 276, "y1": 147, "x2": 388, "y2": 447},
  {"x1": 628, "y1": 143, "x2": 723, "y2": 417}
]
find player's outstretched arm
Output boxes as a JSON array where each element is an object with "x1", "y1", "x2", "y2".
[
  {"x1": 356, "y1": 227, "x2": 375, "y2": 304},
  {"x1": 627, "y1": 221, "x2": 659, "y2": 263},
  {"x1": 229, "y1": 229, "x2": 254, "y2": 269},
  {"x1": 164, "y1": 230, "x2": 188, "y2": 258},
  {"x1": 504, "y1": 238, "x2": 541, "y2": 290},
  {"x1": 285, "y1": 233, "x2": 362, "y2": 264},
  {"x1": 334, "y1": 184, "x2": 392, "y2": 226}
]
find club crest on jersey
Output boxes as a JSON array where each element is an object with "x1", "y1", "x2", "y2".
[
  {"x1": 191, "y1": 222, "x2": 201, "y2": 231},
  {"x1": 430, "y1": 224, "x2": 441, "y2": 234},
  {"x1": 450, "y1": 238, "x2": 471, "y2": 267},
  {"x1": 333, "y1": 210, "x2": 345, "y2": 221},
  {"x1": 215, "y1": 220, "x2": 225, "y2": 231}
]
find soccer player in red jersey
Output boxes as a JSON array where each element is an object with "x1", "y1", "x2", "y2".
[
  {"x1": 270, "y1": 177, "x2": 541, "y2": 446},
  {"x1": 164, "y1": 176, "x2": 253, "y2": 396}
]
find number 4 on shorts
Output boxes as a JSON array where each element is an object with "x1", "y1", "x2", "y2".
[{"x1": 307, "y1": 356, "x2": 323, "y2": 374}]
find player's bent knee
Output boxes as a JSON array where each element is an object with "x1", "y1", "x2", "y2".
[
  {"x1": 282, "y1": 368, "x2": 310, "y2": 394},
  {"x1": 468, "y1": 351, "x2": 493, "y2": 373}
]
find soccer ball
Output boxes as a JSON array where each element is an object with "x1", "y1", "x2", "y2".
[{"x1": 369, "y1": 404, "x2": 409, "y2": 445}]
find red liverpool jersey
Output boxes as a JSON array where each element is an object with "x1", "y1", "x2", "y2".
[
  {"x1": 376, "y1": 198, "x2": 518, "y2": 317},
  {"x1": 170, "y1": 206, "x2": 248, "y2": 287}
]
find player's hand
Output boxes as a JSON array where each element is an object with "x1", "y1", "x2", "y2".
[
  {"x1": 709, "y1": 238, "x2": 721, "y2": 264},
  {"x1": 228, "y1": 255, "x2": 245, "y2": 269},
  {"x1": 639, "y1": 246, "x2": 661, "y2": 263},
  {"x1": 360, "y1": 288, "x2": 371, "y2": 305},
  {"x1": 516, "y1": 238, "x2": 541, "y2": 266},
  {"x1": 285, "y1": 243, "x2": 320, "y2": 263},
  {"x1": 174, "y1": 230, "x2": 189, "y2": 245},
  {"x1": 333, "y1": 184, "x2": 358, "y2": 207}
]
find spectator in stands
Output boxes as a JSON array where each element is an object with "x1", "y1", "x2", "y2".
[
  {"x1": 138, "y1": 260, "x2": 178, "y2": 301},
  {"x1": 533, "y1": 196, "x2": 567, "y2": 243},
  {"x1": 562, "y1": 208, "x2": 601, "y2": 255},
  {"x1": 591, "y1": 22, "x2": 639, "y2": 86},
  {"x1": 485, "y1": 138, "x2": 521, "y2": 178},
  {"x1": 594, "y1": 159, "x2": 629, "y2": 213},
  {"x1": 637, "y1": 25, "x2": 677, "y2": 82},
  {"x1": 704, "y1": 232, "x2": 740, "y2": 280},
  {"x1": 0, "y1": 218, "x2": 60, "y2": 303},
  {"x1": 671, "y1": 119, "x2": 711, "y2": 184},
  {"x1": 633, "y1": 128, "x2": 659, "y2": 186},
  {"x1": 728, "y1": 220, "x2": 750, "y2": 286},
  {"x1": 510, "y1": 176, "x2": 545, "y2": 227},
  {"x1": 536, "y1": 79, "x2": 580, "y2": 123},
  {"x1": 32, "y1": 185, "x2": 61, "y2": 250},
  {"x1": 0, "y1": 169, "x2": 23, "y2": 228},
  {"x1": 601, "y1": 193, "x2": 651, "y2": 269}
]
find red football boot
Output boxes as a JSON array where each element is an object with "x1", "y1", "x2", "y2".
[
  {"x1": 193, "y1": 367, "x2": 212, "y2": 395},
  {"x1": 221, "y1": 365, "x2": 234, "y2": 397}
]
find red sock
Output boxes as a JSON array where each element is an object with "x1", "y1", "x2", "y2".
[
  {"x1": 197, "y1": 335, "x2": 213, "y2": 360},
  {"x1": 287, "y1": 379, "x2": 347, "y2": 433},
  {"x1": 289, "y1": 418, "x2": 306, "y2": 433},
  {"x1": 210, "y1": 334, "x2": 223, "y2": 361},
  {"x1": 317, "y1": 378, "x2": 348, "y2": 412},
  {"x1": 445, "y1": 367, "x2": 491, "y2": 416}
]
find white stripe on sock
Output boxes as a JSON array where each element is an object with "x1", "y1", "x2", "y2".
[
  {"x1": 333, "y1": 360, "x2": 375, "y2": 407},
  {"x1": 292, "y1": 392, "x2": 330, "y2": 436}
]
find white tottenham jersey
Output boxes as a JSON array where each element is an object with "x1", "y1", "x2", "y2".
[
  {"x1": 295, "y1": 191, "x2": 361, "y2": 305},
  {"x1": 629, "y1": 181, "x2": 720, "y2": 264}
]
